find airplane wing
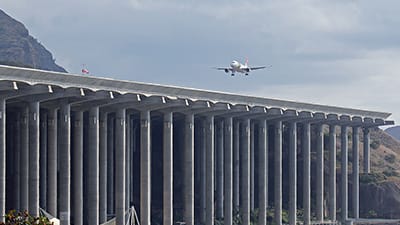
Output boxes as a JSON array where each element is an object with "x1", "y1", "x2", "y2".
[
  {"x1": 214, "y1": 67, "x2": 232, "y2": 71},
  {"x1": 249, "y1": 66, "x2": 267, "y2": 70}
]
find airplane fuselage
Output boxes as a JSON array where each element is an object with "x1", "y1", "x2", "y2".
[{"x1": 230, "y1": 60, "x2": 251, "y2": 74}]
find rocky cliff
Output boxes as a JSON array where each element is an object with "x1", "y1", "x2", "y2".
[{"x1": 0, "y1": 9, "x2": 66, "y2": 72}]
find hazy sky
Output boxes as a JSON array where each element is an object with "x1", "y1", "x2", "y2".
[{"x1": 2, "y1": 0, "x2": 400, "y2": 124}]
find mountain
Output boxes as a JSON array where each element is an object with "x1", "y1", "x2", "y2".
[
  {"x1": 385, "y1": 126, "x2": 400, "y2": 141},
  {"x1": 0, "y1": 9, "x2": 66, "y2": 72}
]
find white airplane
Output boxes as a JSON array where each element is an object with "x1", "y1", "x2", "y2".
[{"x1": 215, "y1": 59, "x2": 267, "y2": 76}]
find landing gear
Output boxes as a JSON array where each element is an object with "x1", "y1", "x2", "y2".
[
  {"x1": 245, "y1": 73, "x2": 249, "y2": 76},
  {"x1": 231, "y1": 73, "x2": 235, "y2": 76}
]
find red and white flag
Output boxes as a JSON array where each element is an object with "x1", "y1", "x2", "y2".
[{"x1": 82, "y1": 68, "x2": 89, "y2": 74}]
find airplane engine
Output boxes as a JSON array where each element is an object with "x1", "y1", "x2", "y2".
[
  {"x1": 244, "y1": 68, "x2": 250, "y2": 72},
  {"x1": 224, "y1": 69, "x2": 229, "y2": 73}
]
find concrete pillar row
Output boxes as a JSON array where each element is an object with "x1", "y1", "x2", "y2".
[
  {"x1": 233, "y1": 120, "x2": 240, "y2": 210},
  {"x1": 303, "y1": 122, "x2": 311, "y2": 225},
  {"x1": 0, "y1": 98, "x2": 5, "y2": 222},
  {"x1": 88, "y1": 107, "x2": 100, "y2": 225},
  {"x1": 352, "y1": 126, "x2": 360, "y2": 219},
  {"x1": 258, "y1": 120, "x2": 268, "y2": 225},
  {"x1": 163, "y1": 111, "x2": 173, "y2": 225},
  {"x1": 59, "y1": 104, "x2": 71, "y2": 225},
  {"x1": 216, "y1": 120, "x2": 224, "y2": 219},
  {"x1": 241, "y1": 119, "x2": 251, "y2": 225},
  {"x1": 28, "y1": 101, "x2": 40, "y2": 217},
  {"x1": 73, "y1": 111, "x2": 84, "y2": 225},
  {"x1": 99, "y1": 112, "x2": 108, "y2": 223},
  {"x1": 20, "y1": 107, "x2": 29, "y2": 212},
  {"x1": 47, "y1": 108, "x2": 57, "y2": 216},
  {"x1": 363, "y1": 128, "x2": 370, "y2": 173},
  {"x1": 224, "y1": 117, "x2": 233, "y2": 225},
  {"x1": 205, "y1": 116, "x2": 215, "y2": 225},
  {"x1": 140, "y1": 110, "x2": 151, "y2": 225},
  {"x1": 341, "y1": 126, "x2": 348, "y2": 222},
  {"x1": 329, "y1": 125, "x2": 337, "y2": 221},
  {"x1": 115, "y1": 108, "x2": 126, "y2": 225},
  {"x1": 274, "y1": 121, "x2": 283, "y2": 225},
  {"x1": 184, "y1": 113, "x2": 194, "y2": 225},
  {"x1": 316, "y1": 124, "x2": 324, "y2": 222},
  {"x1": 39, "y1": 111, "x2": 47, "y2": 211},
  {"x1": 289, "y1": 122, "x2": 297, "y2": 225}
]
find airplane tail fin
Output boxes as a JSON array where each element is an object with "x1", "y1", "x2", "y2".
[{"x1": 245, "y1": 57, "x2": 249, "y2": 66}]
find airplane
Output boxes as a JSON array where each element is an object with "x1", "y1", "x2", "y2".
[{"x1": 215, "y1": 59, "x2": 267, "y2": 76}]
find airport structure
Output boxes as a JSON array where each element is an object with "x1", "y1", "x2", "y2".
[{"x1": 0, "y1": 65, "x2": 393, "y2": 225}]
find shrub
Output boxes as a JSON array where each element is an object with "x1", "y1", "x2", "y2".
[{"x1": 0, "y1": 210, "x2": 52, "y2": 225}]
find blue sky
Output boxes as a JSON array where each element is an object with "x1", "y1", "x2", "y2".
[{"x1": 2, "y1": 0, "x2": 400, "y2": 124}]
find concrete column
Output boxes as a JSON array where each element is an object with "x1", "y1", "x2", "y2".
[
  {"x1": 39, "y1": 111, "x2": 47, "y2": 210},
  {"x1": 303, "y1": 122, "x2": 311, "y2": 225},
  {"x1": 163, "y1": 112, "x2": 173, "y2": 225},
  {"x1": 363, "y1": 128, "x2": 370, "y2": 173},
  {"x1": 329, "y1": 125, "x2": 337, "y2": 221},
  {"x1": 250, "y1": 122, "x2": 255, "y2": 211},
  {"x1": 125, "y1": 113, "x2": 130, "y2": 210},
  {"x1": 107, "y1": 116, "x2": 115, "y2": 215},
  {"x1": 205, "y1": 116, "x2": 214, "y2": 225},
  {"x1": 99, "y1": 112, "x2": 107, "y2": 223},
  {"x1": 47, "y1": 108, "x2": 57, "y2": 216},
  {"x1": 59, "y1": 104, "x2": 71, "y2": 225},
  {"x1": 316, "y1": 124, "x2": 324, "y2": 222},
  {"x1": 233, "y1": 120, "x2": 240, "y2": 209},
  {"x1": 115, "y1": 109, "x2": 126, "y2": 225},
  {"x1": 0, "y1": 99, "x2": 5, "y2": 222},
  {"x1": 241, "y1": 119, "x2": 250, "y2": 225},
  {"x1": 20, "y1": 107, "x2": 29, "y2": 212},
  {"x1": 140, "y1": 110, "x2": 151, "y2": 225},
  {"x1": 216, "y1": 120, "x2": 224, "y2": 219},
  {"x1": 73, "y1": 111, "x2": 83, "y2": 225},
  {"x1": 13, "y1": 112, "x2": 21, "y2": 211},
  {"x1": 224, "y1": 117, "x2": 233, "y2": 225},
  {"x1": 341, "y1": 126, "x2": 348, "y2": 222},
  {"x1": 88, "y1": 107, "x2": 99, "y2": 225},
  {"x1": 184, "y1": 113, "x2": 194, "y2": 225},
  {"x1": 274, "y1": 121, "x2": 283, "y2": 225},
  {"x1": 258, "y1": 120, "x2": 268, "y2": 225},
  {"x1": 289, "y1": 122, "x2": 297, "y2": 225},
  {"x1": 352, "y1": 127, "x2": 360, "y2": 219},
  {"x1": 199, "y1": 120, "x2": 206, "y2": 224},
  {"x1": 29, "y1": 101, "x2": 40, "y2": 217}
]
